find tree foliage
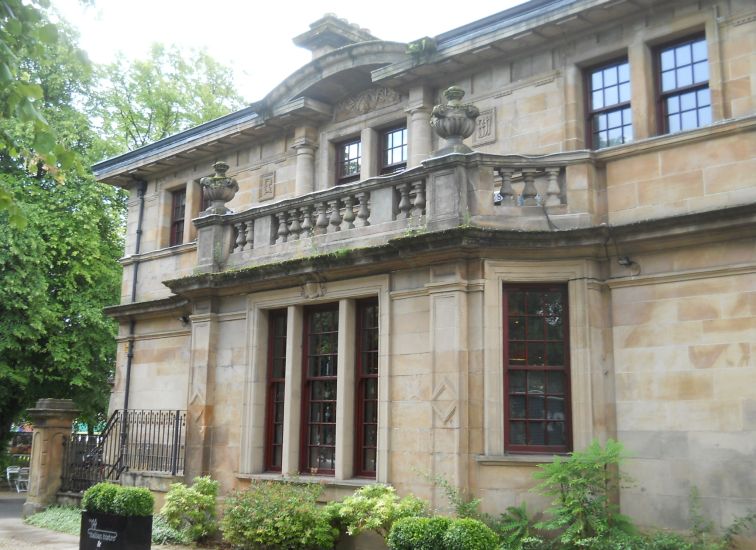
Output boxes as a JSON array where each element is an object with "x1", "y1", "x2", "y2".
[{"x1": 93, "y1": 44, "x2": 245, "y2": 155}]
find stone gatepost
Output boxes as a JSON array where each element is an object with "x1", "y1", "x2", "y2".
[{"x1": 22, "y1": 399, "x2": 79, "y2": 517}]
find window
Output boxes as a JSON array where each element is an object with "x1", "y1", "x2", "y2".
[
  {"x1": 503, "y1": 284, "x2": 570, "y2": 453},
  {"x1": 355, "y1": 299, "x2": 379, "y2": 477},
  {"x1": 336, "y1": 138, "x2": 361, "y2": 185},
  {"x1": 380, "y1": 127, "x2": 407, "y2": 175},
  {"x1": 265, "y1": 310, "x2": 287, "y2": 472},
  {"x1": 169, "y1": 188, "x2": 186, "y2": 246},
  {"x1": 587, "y1": 59, "x2": 632, "y2": 149},
  {"x1": 301, "y1": 305, "x2": 339, "y2": 475},
  {"x1": 658, "y1": 36, "x2": 710, "y2": 134}
]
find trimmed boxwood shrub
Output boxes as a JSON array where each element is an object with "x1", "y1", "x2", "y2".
[
  {"x1": 387, "y1": 516, "x2": 452, "y2": 550},
  {"x1": 81, "y1": 482, "x2": 154, "y2": 516},
  {"x1": 442, "y1": 517, "x2": 499, "y2": 550},
  {"x1": 160, "y1": 475, "x2": 219, "y2": 541},
  {"x1": 221, "y1": 481, "x2": 338, "y2": 549}
]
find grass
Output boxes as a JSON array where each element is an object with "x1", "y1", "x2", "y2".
[{"x1": 24, "y1": 505, "x2": 80, "y2": 535}]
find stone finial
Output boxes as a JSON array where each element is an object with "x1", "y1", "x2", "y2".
[
  {"x1": 430, "y1": 86, "x2": 481, "y2": 155},
  {"x1": 200, "y1": 161, "x2": 239, "y2": 216}
]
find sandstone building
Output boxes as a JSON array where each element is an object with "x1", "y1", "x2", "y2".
[{"x1": 93, "y1": 0, "x2": 756, "y2": 531}]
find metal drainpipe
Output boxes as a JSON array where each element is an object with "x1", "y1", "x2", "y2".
[{"x1": 120, "y1": 179, "x2": 148, "y2": 455}]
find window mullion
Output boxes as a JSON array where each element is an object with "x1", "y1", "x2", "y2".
[{"x1": 335, "y1": 299, "x2": 356, "y2": 480}]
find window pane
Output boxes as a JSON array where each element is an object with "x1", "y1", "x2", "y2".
[
  {"x1": 592, "y1": 90, "x2": 604, "y2": 109},
  {"x1": 608, "y1": 110, "x2": 621, "y2": 129},
  {"x1": 528, "y1": 371, "x2": 545, "y2": 393},
  {"x1": 661, "y1": 70, "x2": 676, "y2": 92},
  {"x1": 363, "y1": 448, "x2": 376, "y2": 472},
  {"x1": 676, "y1": 44, "x2": 691, "y2": 65},
  {"x1": 547, "y1": 371, "x2": 564, "y2": 394},
  {"x1": 677, "y1": 66, "x2": 693, "y2": 87},
  {"x1": 680, "y1": 91, "x2": 696, "y2": 111},
  {"x1": 692, "y1": 39, "x2": 707, "y2": 62},
  {"x1": 527, "y1": 317, "x2": 543, "y2": 339},
  {"x1": 547, "y1": 422, "x2": 565, "y2": 446},
  {"x1": 668, "y1": 113, "x2": 681, "y2": 133},
  {"x1": 660, "y1": 49, "x2": 675, "y2": 71},
  {"x1": 667, "y1": 96, "x2": 680, "y2": 114},
  {"x1": 510, "y1": 396, "x2": 526, "y2": 419},
  {"x1": 508, "y1": 292, "x2": 525, "y2": 314},
  {"x1": 698, "y1": 105, "x2": 712, "y2": 126},
  {"x1": 547, "y1": 343, "x2": 564, "y2": 366},
  {"x1": 619, "y1": 82, "x2": 630, "y2": 103},
  {"x1": 526, "y1": 292, "x2": 542, "y2": 314},
  {"x1": 604, "y1": 85, "x2": 618, "y2": 106},
  {"x1": 545, "y1": 317, "x2": 563, "y2": 340},
  {"x1": 528, "y1": 396, "x2": 545, "y2": 419},
  {"x1": 693, "y1": 61, "x2": 708, "y2": 83},
  {"x1": 596, "y1": 113, "x2": 607, "y2": 131},
  {"x1": 510, "y1": 422, "x2": 526, "y2": 444},
  {"x1": 604, "y1": 66, "x2": 617, "y2": 86},
  {"x1": 509, "y1": 342, "x2": 526, "y2": 364},
  {"x1": 529, "y1": 422, "x2": 545, "y2": 445},
  {"x1": 527, "y1": 343, "x2": 545, "y2": 365},
  {"x1": 697, "y1": 88, "x2": 711, "y2": 107},
  {"x1": 509, "y1": 317, "x2": 525, "y2": 339},
  {"x1": 618, "y1": 62, "x2": 630, "y2": 83},
  {"x1": 364, "y1": 424, "x2": 377, "y2": 446},
  {"x1": 547, "y1": 396, "x2": 565, "y2": 419},
  {"x1": 681, "y1": 110, "x2": 697, "y2": 130},
  {"x1": 510, "y1": 371, "x2": 526, "y2": 393},
  {"x1": 591, "y1": 71, "x2": 602, "y2": 91},
  {"x1": 274, "y1": 423, "x2": 283, "y2": 444},
  {"x1": 364, "y1": 401, "x2": 377, "y2": 423}
]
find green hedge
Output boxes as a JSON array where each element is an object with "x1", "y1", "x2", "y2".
[
  {"x1": 388, "y1": 516, "x2": 499, "y2": 550},
  {"x1": 81, "y1": 483, "x2": 154, "y2": 517}
]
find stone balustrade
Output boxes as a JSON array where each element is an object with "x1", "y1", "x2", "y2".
[{"x1": 193, "y1": 150, "x2": 593, "y2": 274}]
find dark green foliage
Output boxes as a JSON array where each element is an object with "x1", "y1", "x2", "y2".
[
  {"x1": 220, "y1": 481, "x2": 338, "y2": 549},
  {"x1": 112, "y1": 487, "x2": 154, "y2": 517},
  {"x1": 81, "y1": 483, "x2": 153, "y2": 517},
  {"x1": 325, "y1": 483, "x2": 428, "y2": 538},
  {"x1": 160, "y1": 475, "x2": 219, "y2": 541},
  {"x1": 387, "y1": 516, "x2": 452, "y2": 550},
  {"x1": 494, "y1": 503, "x2": 543, "y2": 549},
  {"x1": 533, "y1": 439, "x2": 635, "y2": 547},
  {"x1": 442, "y1": 518, "x2": 500, "y2": 550},
  {"x1": 81, "y1": 483, "x2": 120, "y2": 515}
]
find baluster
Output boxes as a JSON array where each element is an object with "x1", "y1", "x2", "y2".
[
  {"x1": 288, "y1": 209, "x2": 301, "y2": 240},
  {"x1": 300, "y1": 205, "x2": 313, "y2": 236},
  {"x1": 412, "y1": 181, "x2": 426, "y2": 217},
  {"x1": 276, "y1": 212, "x2": 289, "y2": 243},
  {"x1": 545, "y1": 167, "x2": 562, "y2": 206},
  {"x1": 342, "y1": 195, "x2": 356, "y2": 229},
  {"x1": 328, "y1": 199, "x2": 342, "y2": 232},
  {"x1": 245, "y1": 219, "x2": 254, "y2": 249},
  {"x1": 521, "y1": 169, "x2": 538, "y2": 206},
  {"x1": 314, "y1": 202, "x2": 329, "y2": 235},
  {"x1": 397, "y1": 183, "x2": 412, "y2": 219},
  {"x1": 497, "y1": 168, "x2": 514, "y2": 204},
  {"x1": 234, "y1": 221, "x2": 246, "y2": 251},
  {"x1": 355, "y1": 192, "x2": 370, "y2": 227}
]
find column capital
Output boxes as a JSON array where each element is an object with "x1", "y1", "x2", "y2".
[
  {"x1": 405, "y1": 105, "x2": 432, "y2": 116},
  {"x1": 291, "y1": 137, "x2": 319, "y2": 151}
]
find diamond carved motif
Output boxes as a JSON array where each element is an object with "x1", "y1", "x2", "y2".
[{"x1": 431, "y1": 375, "x2": 458, "y2": 426}]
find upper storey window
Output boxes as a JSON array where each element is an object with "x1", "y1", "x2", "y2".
[
  {"x1": 336, "y1": 138, "x2": 361, "y2": 185},
  {"x1": 380, "y1": 126, "x2": 407, "y2": 175},
  {"x1": 658, "y1": 36, "x2": 710, "y2": 134},
  {"x1": 588, "y1": 60, "x2": 632, "y2": 149},
  {"x1": 169, "y1": 188, "x2": 186, "y2": 247}
]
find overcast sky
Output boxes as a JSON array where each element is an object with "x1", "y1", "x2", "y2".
[{"x1": 52, "y1": 0, "x2": 525, "y2": 103}]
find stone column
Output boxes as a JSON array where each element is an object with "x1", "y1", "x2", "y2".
[
  {"x1": 360, "y1": 128, "x2": 379, "y2": 180},
  {"x1": 292, "y1": 127, "x2": 318, "y2": 196},
  {"x1": 406, "y1": 85, "x2": 434, "y2": 168},
  {"x1": 184, "y1": 298, "x2": 219, "y2": 481},
  {"x1": 23, "y1": 399, "x2": 80, "y2": 517}
]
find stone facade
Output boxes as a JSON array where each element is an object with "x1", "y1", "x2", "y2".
[{"x1": 95, "y1": 0, "x2": 756, "y2": 533}]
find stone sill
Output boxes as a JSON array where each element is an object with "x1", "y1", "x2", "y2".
[
  {"x1": 236, "y1": 472, "x2": 376, "y2": 489},
  {"x1": 120, "y1": 241, "x2": 197, "y2": 265},
  {"x1": 475, "y1": 454, "x2": 565, "y2": 466}
]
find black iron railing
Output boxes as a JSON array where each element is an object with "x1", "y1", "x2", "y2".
[{"x1": 60, "y1": 409, "x2": 186, "y2": 493}]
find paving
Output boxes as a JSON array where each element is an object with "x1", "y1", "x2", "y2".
[{"x1": 0, "y1": 491, "x2": 79, "y2": 550}]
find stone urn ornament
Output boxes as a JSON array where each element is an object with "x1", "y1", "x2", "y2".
[
  {"x1": 200, "y1": 161, "x2": 239, "y2": 215},
  {"x1": 430, "y1": 86, "x2": 480, "y2": 155}
]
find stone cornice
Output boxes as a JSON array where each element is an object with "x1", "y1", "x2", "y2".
[
  {"x1": 104, "y1": 295, "x2": 190, "y2": 321},
  {"x1": 165, "y1": 203, "x2": 756, "y2": 299}
]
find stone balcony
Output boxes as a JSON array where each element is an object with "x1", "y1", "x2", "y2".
[{"x1": 193, "y1": 149, "x2": 597, "y2": 274}]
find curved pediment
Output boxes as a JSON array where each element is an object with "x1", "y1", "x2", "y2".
[{"x1": 251, "y1": 41, "x2": 408, "y2": 117}]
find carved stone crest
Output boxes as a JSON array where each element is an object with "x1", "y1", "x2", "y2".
[
  {"x1": 472, "y1": 107, "x2": 496, "y2": 146},
  {"x1": 259, "y1": 172, "x2": 275, "y2": 201},
  {"x1": 335, "y1": 87, "x2": 401, "y2": 122}
]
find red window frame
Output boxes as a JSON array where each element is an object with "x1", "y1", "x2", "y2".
[
  {"x1": 264, "y1": 309, "x2": 288, "y2": 472},
  {"x1": 656, "y1": 35, "x2": 710, "y2": 134},
  {"x1": 380, "y1": 126, "x2": 407, "y2": 175},
  {"x1": 169, "y1": 188, "x2": 186, "y2": 246},
  {"x1": 585, "y1": 58, "x2": 632, "y2": 149},
  {"x1": 300, "y1": 304, "x2": 339, "y2": 475},
  {"x1": 336, "y1": 138, "x2": 361, "y2": 185},
  {"x1": 503, "y1": 284, "x2": 571, "y2": 453},
  {"x1": 354, "y1": 298, "x2": 379, "y2": 478}
]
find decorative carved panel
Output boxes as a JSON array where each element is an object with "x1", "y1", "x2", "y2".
[
  {"x1": 334, "y1": 87, "x2": 402, "y2": 122},
  {"x1": 259, "y1": 172, "x2": 275, "y2": 201},
  {"x1": 472, "y1": 107, "x2": 496, "y2": 146}
]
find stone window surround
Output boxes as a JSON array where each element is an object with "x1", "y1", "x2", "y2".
[
  {"x1": 567, "y1": 14, "x2": 723, "y2": 149},
  {"x1": 482, "y1": 259, "x2": 604, "y2": 460},
  {"x1": 239, "y1": 275, "x2": 391, "y2": 483},
  {"x1": 320, "y1": 109, "x2": 411, "y2": 191},
  {"x1": 158, "y1": 179, "x2": 205, "y2": 249}
]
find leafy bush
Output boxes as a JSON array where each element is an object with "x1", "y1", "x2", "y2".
[
  {"x1": 81, "y1": 482, "x2": 120, "y2": 514},
  {"x1": 81, "y1": 483, "x2": 153, "y2": 516},
  {"x1": 494, "y1": 503, "x2": 544, "y2": 549},
  {"x1": 160, "y1": 475, "x2": 219, "y2": 541},
  {"x1": 442, "y1": 518, "x2": 500, "y2": 550},
  {"x1": 533, "y1": 439, "x2": 634, "y2": 547},
  {"x1": 151, "y1": 514, "x2": 191, "y2": 545},
  {"x1": 221, "y1": 480, "x2": 338, "y2": 549},
  {"x1": 326, "y1": 483, "x2": 428, "y2": 538},
  {"x1": 387, "y1": 516, "x2": 451, "y2": 550},
  {"x1": 113, "y1": 487, "x2": 154, "y2": 517},
  {"x1": 24, "y1": 506, "x2": 81, "y2": 535}
]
